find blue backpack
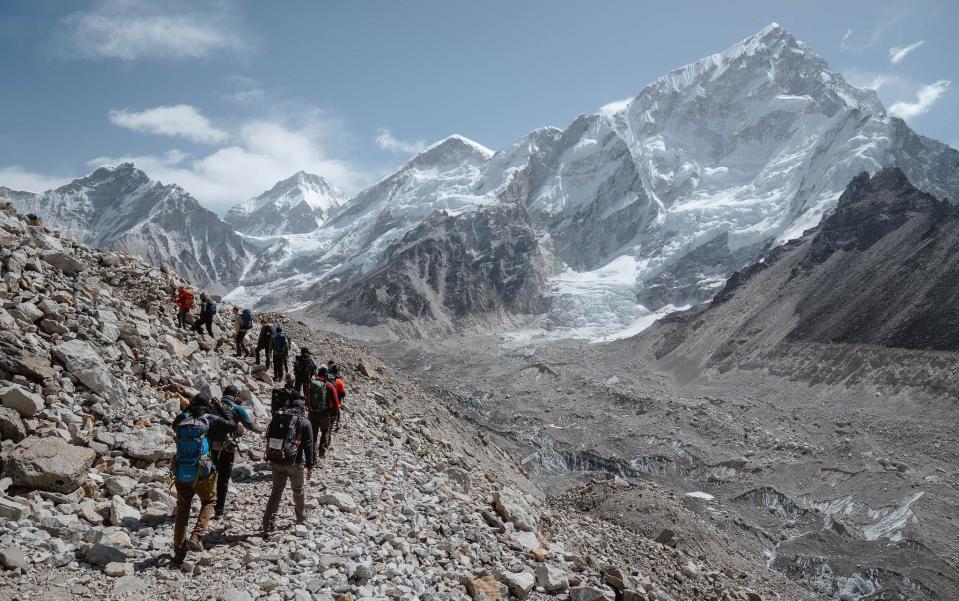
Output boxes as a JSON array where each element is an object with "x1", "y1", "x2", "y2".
[
  {"x1": 240, "y1": 308, "x2": 253, "y2": 329},
  {"x1": 174, "y1": 415, "x2": 214, "y2": 483},
  {"x1": 273, "y1": 332, "x2": 289, "y2": 354},
  {"x1": 208, "y1": 301, "x2": 218, "y2": 316}
]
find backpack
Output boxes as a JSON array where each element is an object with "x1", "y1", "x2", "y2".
[
  {"x1": 208, "y1": 300, "x2": 218, "y2": 316},
  {"x1": 265, "y1": 410, "x2": 303, "y2": 463},
  {"x1": 273, "y1": 332, "x2": 289, "y2": 354},
  {"x1": 271, "y1": 387, "x2": 293, "y2": 415},
  {"x1": 308, "y1": 379, "x2": 337, "y2": 414},
  {"x1": 174, "y1": 415, "x2": 214, "y2": 483},
  {"x1": 334, "y1": 376, "x2": 346, "y2": 402},
  {"x1": 240, "y1": 309, "x2": 253, "y2": 330},
  {"x1": 179, "y1": 290, "x2": 195, "y2": 310},
  {"x1": 293, "y1": 355, "x2": 315, "y2": 377}
]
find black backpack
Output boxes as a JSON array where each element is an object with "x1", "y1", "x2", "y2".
[
  {"x1": 270, "y1": 387, "x2": 292, "y2": 416},
  {"x1": 265, "y1": 410, "x2": 302, "y2": 463},
  {"x1": 293, "y1": 355, "x2": 316, "y2": 377}
]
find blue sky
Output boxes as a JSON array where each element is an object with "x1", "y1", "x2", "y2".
[{"x1": 1, "y1": 0, "x2": 956, "y2": 213}]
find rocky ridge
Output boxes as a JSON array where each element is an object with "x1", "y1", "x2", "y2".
[{"x1": 0, "y1": 202, "x2": 816, "y2": 599}]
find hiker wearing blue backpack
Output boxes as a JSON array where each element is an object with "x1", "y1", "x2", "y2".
[
  {"x1": 170, "y1": 392, "x2": 237, "y2": 563},
  {"x1": 232, "y1": 307, "x2": 253, "y2": 357},
  {"x1": 272, "y1": 326, "x2": 290, "y2": 381},
  {"x1": 192, "y1": 292, "x2": 217, "y2": 337}
]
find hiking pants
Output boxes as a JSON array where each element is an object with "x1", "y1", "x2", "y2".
[
  {"x1": 273, "y1": 353, "x2": 288, "y2": 380},
  {"x1": 262, "y1": 462, "x2": 305, "y2": 530},
  {"x1": 212, "y1": 450, "x2": 235, "y2": 514},
  {"x1": 173, "y1": 476, "x2": 216, "y2": 554},
  {"x1": 293, "y1": 373, "x2": 312, "y2": 398},
  {"x1": 256, "y1": 343, "x2": 272, "y2": 367},
  {"x1": 177, "y1": 309, "x2": 188, "y2": 329},
  {"x1": 193, "y1": 315, "x2": 213, "y2": 337},
  {"x1": 309, "y1": 412, "x2": 333, "y2": 459},
  {"x1": 235, "y1": 329, "x2": 249, "y2": 357}
]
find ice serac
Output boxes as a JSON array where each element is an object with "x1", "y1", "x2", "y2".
[
  {"x1": 5, "y1": 163, "x2": 250, "y2": 293},
  {"x1": 224, "y1": 171, "x2": 345, "y2": 236}
]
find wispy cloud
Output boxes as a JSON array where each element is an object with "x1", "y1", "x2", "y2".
[
  {"x1": 888, "y1": 80, "x2": 951, "y2": 119},
  {"x1": 375, "y1": 128, "x2": 427, "y2": 155},
  {"x1": 840, "y1": 29, "x2": 853, "y2": 50},
  {"x1": 223, "y1": 75, "x2": 265, "y2": 104},
  {"x1": 93, "y1": 106, "x2": 374, "y2": 212},
  {"x1": 109, "y1": 105, "x2": 229, "y2": 144},
  {"x1": 59, "y1": 0, "x2": 248, "y2": 60},
  {"x1": 889, "y1": 40, "x2": 925, "y2": 65},
  {"x1": 0, "y1": 166, "x2": 72, "y2": 193}
]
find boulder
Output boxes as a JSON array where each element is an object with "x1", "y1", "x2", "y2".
[
  {"x1": 115, "y1": 426, "x2": 174, "y2": 462},
  {"x1": 0, "y1": 497, "x2": 31, "y2": 520},
  {"x1": 104, "y1": 561, "x2": 133, "y2": 577},
  {"x1": 5, "y1": 436, "x2": 95, "y2": 493},
  {"x1": 500, "y1": 571, "x2": 535, "y2": 599},
  {"x1": 41, "y1": 251, "x2": 86, "y2": 275},
  {"x1": 0, "y1": 547, "x2": 28, "y2": 571},
  {"x1": 494, "y1": 488, "x2": 537, "y2": 531},
  {"x1": 109, "y1": 497, "x2": 141, "y2": 527},
  {"x1": 84, "y1": 543, "x2": 126, "y2": 567},
  {"x1": 317, "y1": 492, "x2": 357, "y2": 512},
  {"x1": 569, "y1": 586, "x2": 607, "y2": 601},
  {"x1": 535, "y1": 565, "x2": 569, "y2": 593},
  {"x1": 104, "y1": 475, "x2": 137, "y2": 496},
  {"x1": 53, "y1": 340, "x2": 121, "y2": 401},
  {"x1": 0, "y1": 406, "x2": 27, "y2": 442},
  {"x1": 1, "y1": 384, "x2": 44, "y2": 417},
  {"x1": 460, "y1": 574, "x2": 503, "y2": 600},
  {"x1": 9, "y1": 303, "x2": 43, "y2": 324}
]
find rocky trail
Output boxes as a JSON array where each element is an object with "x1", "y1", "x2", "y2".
[{"x1": 0, "y1": 200, "x2": 815, "y2": 600}]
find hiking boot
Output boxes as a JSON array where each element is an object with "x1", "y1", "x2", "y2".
[
  {"x1": 171, "y1": 549, "x2": 187, "y2": 565},
  {"x1": 186, "y1": 534, "x2": 204, "y2": 552},
  {"x1": 213, "y1": 508, "x2": 224, "y2": 519}
]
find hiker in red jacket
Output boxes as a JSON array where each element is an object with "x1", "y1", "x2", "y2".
[{"x1": 173, "y1": 287, "x2": 195, "y2": 329}]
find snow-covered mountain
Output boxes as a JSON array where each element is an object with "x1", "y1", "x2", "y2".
[
  {"x1": 229, "y1": 23, "x2": 958, "y2": 338},
  {"x1": 3, "y1": 163, "x2": 251, "y2": 293},
  {"x1": 224, "y1": 171, "x2": 345, "y2": 236}
]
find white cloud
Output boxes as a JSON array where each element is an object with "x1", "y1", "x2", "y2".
[
  {"x1": 375, "y1": 128, "x2": 427, "y2": 155},
  {"x1": 840, "y1": 29, "x2": 853, "y2": 50},
  {"x1": 888, "y1": 80, "x2": 951, "y2": 120},
  {"x1": 60, "y1": 0, "x2": 248, "y2": 60},
  {"x1": 223, "y1": 75, "x2": 265, "y2": 104},
  {"x1": 0, "y1": 166, "x2": 72, "y2": 193},
  {"x1": 889, "y1": 40, "x2": 925, "y2": 65},
  {"x1": 109, "y1": 105, "x2": 229, "y2": 144},
  {"x1": 93, "y1": 108, "x2": 374, "y2": 213},
  {"x1": 599, "y1": 98, "x2": 631, "y2": 116}
]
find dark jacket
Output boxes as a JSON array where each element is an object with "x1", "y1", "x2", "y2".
[
  {"x1": 270, "y1": 386, "x2": 302, "y2": 415},
  {"x1": 208, "y1": 395, "x2": 259, "y2": 448},
  {"x1": 256, "y1": 324, "x2": 275, "y2": 347},
  {"x1": 266, "y1": 409, "x2": 314, "y2": 469},
  {"x1": 198, "y1": 299, "x2": 215, "y2": 320},
  {"x1": 293, "y1": 355, "x2": 317, "y2": 377}
]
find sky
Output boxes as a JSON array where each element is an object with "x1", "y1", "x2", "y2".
[{"x1": 1, "y1": 0, "x2": 956, "y2": 213}]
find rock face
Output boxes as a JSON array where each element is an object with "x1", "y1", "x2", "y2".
[
  {"x1": 5, "y1": 437, "x2": 95, "y2": 493},
  {"x1": 323, "y1": 203, "x2": 552, "y2": 333},
  {"x1": 53, "y1": 339, "x2": 123, "y2": 402},
  {"x1": 642, "y1": 168, "x2": 959, "y2": 371},
  {"x1": 7, "y1": 163, "x2": 250, "y2": 293},
  {"x1": 224, "y1": 171, "x2": 345, "y2": 236},
  {"x1": 0, "y1": 384, "x2": 44, "y2": 417}
]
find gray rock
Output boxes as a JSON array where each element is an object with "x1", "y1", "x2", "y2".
[
  {"x1": 0, "y1": 497, "x2": 31, "y2": 520},
  {"x1": 115, "y1": 426, "x2": 174, "y2": 461},
  {"x1": 1, "y1": 384, "x2": 44, "y2": 417},
  {"x1": 317, "y1": 492, "x2": 357, "y2": 512},
  {"x1": 219, "y1": 588, "x2": 256, "y2": 601},
  {"x1": 0, "y1": 406, "x2": 27, "y2": 441},
  {"x1": 104, "y1": 561, "x2": 133, "y2": 577},
  {"x1": 500, "y1": 571, "x2": 535, "y2": 599},
  {"x1": 569, "y1": 586, "x2": 607, "y2": 601},
  {"x1": 41, "y1": 251, "x2": 86, "y2": 275},
  {"x1": 109, "y1": 496, "x2": 141, "y2": 527},
  {"x1": 5, "y1": 436, "x2": 95, "y2": 493},
  {"x1": 53, "y1": 339, "x2": 122, "y2": 401},
  {"x1": 0, "y1": 547, "x2": 28, "y2": 571},
  {"x1": 535, "y1": 564, "x2": 569, "y2": 593},
  {"x1": 494, "y1": 488, "x2": 537, "y2": 531},
  {"x1": 84, "y1": 543, "x2": 126, "y2": 567},
  {"x1": 104, "y1": 475, "x2": 137, "y2": 496}
]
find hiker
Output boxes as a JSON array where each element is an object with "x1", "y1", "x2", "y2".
[
  {"x1": 293, "y1": 348, "x2": 317, "y2": 397},
  {"x1": 233, "y1": 307, "x2": 253, "y2": 358},
  {"x1": 209, "y1": 385, "x2": 259, "y2": 518},
  {"x1": 192, "y1": 292, "x2": 217, "y2": 337},
  {"x1": 327, "y1": 361, "x2": 347, "y2": 432},
  {"x1": 170, "y1": 392, "x2": 236, "y2": 562},
  {"x1": 271, "y1": 374, "x2": 302, "y2": 416},
  {"x1": 307, "y1": 365, "x2": 339, "y2": 459},
  {"x1": 254, "y1": 319, "x2": 275, "y2": 367},
  {"x1": 272, "y1": 326, "x2": 290, "y2": 381},
  {"x1": 262, "y1": 397, "x2": 314, "y2": 535},
  {"x1": 173, "y1": 287, "x2": 194, "y2": 329}
]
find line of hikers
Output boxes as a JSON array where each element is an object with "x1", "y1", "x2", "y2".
[
  {"x1": 167, "y1": 301, "x2": 348, "y2": 563},
  {"x1": 173, "y1": 286, "x2": 295, "y2": 381}
]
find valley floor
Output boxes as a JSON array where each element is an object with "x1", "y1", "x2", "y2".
[{"x1": 372, "y1": 333, "x2": 959, "y2": 601}]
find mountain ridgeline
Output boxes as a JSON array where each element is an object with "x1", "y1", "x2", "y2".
[{"x1": 4, "y1": 24, "x2": 959, "y2": 339}]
